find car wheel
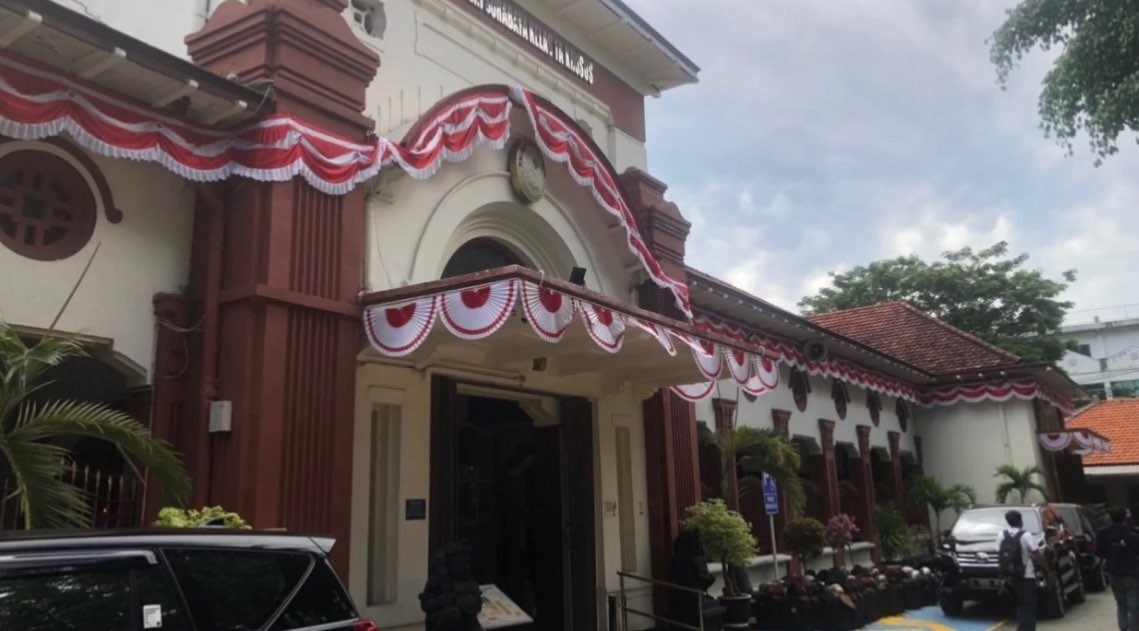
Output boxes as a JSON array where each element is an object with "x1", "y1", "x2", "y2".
[
  {"x1": 1086, "y1": 560, "x2": 1109, "y2": 592},
  {"x1": 939, "y1": 595, "x2": 964, "y2": 617},
  {"x1": 1041, "y1": 580, "x2": 1066, "y2": 619}
]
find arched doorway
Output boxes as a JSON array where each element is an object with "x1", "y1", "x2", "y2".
[{"x1": 441, "y1": 238, "x2": 526, "y2": 278}]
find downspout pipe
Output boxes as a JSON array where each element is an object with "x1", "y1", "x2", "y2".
[{"x1": 194, "y1": 183, "x2": 224, "y2": 506}]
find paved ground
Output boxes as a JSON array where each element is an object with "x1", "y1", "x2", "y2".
[{"x1": 863, "y1": 590, "x2": 1118, "y2": 631}]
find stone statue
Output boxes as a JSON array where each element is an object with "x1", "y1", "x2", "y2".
[{"x1": 419, "y1": 543, "x2": 483, "y2": 631}]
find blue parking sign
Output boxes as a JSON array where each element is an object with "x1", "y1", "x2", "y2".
[{"x1": 762, "y1": 473, "x2": 779, "y2": 515}]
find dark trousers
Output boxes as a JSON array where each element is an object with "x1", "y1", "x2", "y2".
[
  {"x1": 1111, "y1": 575, "x2": 1139, "y2": 631},
  {"x1": 1013, "y1": 577, "x2": 1038, "y2": 631}
]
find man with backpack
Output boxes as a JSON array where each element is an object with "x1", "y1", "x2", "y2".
[
  {"x1": 1097, "y1": 507, "x2": 1139, "y2": 631},
  {"x1": 996, "y1": 510, "x2": 1049, "y2": 631}
]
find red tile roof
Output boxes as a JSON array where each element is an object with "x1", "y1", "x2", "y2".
[
  {"x1": 807, "y1": 302, "x2": 1021, "y2": 374},
  {"x1": 1069, "y1": 400, "x2": 1139, "y2": 466}
]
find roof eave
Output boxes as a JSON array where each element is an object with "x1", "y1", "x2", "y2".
[{"x1": 596, "y1": 0, "x2": 700, "y2": 81}]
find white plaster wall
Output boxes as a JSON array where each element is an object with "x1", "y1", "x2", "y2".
[
  {"x1": 0, "y1": 140, "x2": 194, "y2": 383},
  {"x1": 693, "y1": 365, "x2": 918, "y2": 456},
  {"x1": 366, "y1": 130, "x2": 640, "y2": 303},
  {"x1": 914, "y1": 399, "x2": 1042, "y2": 529},
  {"x1": 351, "y1": 361, "x2": 654, "y2": 630},
  {"x1": 353, "y1": 0, "x2": 648, "y2": 172}
]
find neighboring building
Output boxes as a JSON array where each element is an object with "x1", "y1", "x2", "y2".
[
  {"x1": 0, "y1": 1, "x2": 1105, "y2": 630},
  {"x1": 1058, "y1": 316, "x2": 1139, "y2": 399},
  {"x1": 1067, "y1": 400, "x2": 1139, "y2": 509}
]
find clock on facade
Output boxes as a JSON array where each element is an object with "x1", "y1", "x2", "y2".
[{"x1": 508, "y1": 139, "x2": 546, "y2": 204}]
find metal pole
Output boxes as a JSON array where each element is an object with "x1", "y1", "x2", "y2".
[
  {"x1": 769, "y1": 514, "x2": 779, "y2": 582},
  {"x1": 618, "y1": 572, "x2": 628, "y2": 631}
]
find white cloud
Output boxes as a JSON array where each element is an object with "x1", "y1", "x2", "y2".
[{"x1": 625, "y1": 0, "x2": 1139, "y2": 321}]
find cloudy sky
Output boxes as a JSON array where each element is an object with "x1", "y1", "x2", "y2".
[{"x1": 623, "y1": 0, "x2": 1139, "y2": 325}]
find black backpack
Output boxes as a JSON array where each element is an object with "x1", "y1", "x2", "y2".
[{"x1": 998, "y1": 530, "x2": 1026, "y2": 578}]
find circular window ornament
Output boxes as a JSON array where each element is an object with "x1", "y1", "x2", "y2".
[
  {"x1": 508, "y1": 139, "x2": 546, "y2": 204},
  {"x1": 0, "y1": 150, "x2": 96, "y2": 261}
]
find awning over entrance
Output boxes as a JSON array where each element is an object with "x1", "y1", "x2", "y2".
[
  {"x1": 1038, "y1": 429, "x2": 1111, "y2": 456},
  {"x1": 360, "y1": 267, "x2": 779, "y2": 393}
]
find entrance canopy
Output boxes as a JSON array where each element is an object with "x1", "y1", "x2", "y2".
[{"x1": 360, "y1": 266, "x2": 779, "y2": 393}]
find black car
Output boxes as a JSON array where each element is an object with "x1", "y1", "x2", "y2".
[
  {"x1": 0, "y1": 529, "x2": 377, "y2": 631},
  {"x1": 1051, "y1": 503, "x2": 1109, "y2": 592},
  {"x1": 938, "y1": 505, "x2": 1085, "y2": 619}
]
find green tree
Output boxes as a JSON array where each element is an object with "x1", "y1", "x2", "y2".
[
  {"x1": 994, "y1": 464, "x2": 1050, "y2": 503},
  {"x1": 798, "y1": 242, "x2": 1076, "y2": 362},
  {"x1": 991, "y1": 0, "x2": 1139, "y2": 165},
  {"x1": 0, "y1": 321, "x2": 190, "y2": 528},
  {"x1": 698, "y1": 423, "x2": 806, "y2": 517},
  {"x1": 908, "y1": 474, "x2": 977, "y2": 541}
]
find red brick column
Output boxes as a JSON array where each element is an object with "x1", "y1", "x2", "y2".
[
  {"x1": 855, "y1": 426, "x2": 880, "y2": 562},
  {"x1": 185, "y1": 0, "x2": 379, "y2": 574},
  {"x1": 818, "y1": 419, "x2": 840, "y2": 517},
  {"x1": 713, "y1": 397, "x2": 739, "y2": 509}
]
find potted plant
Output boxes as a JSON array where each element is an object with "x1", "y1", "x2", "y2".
[
  {"x1": 682, "y1": 499, "x2": 758, "y2": 629},
  {"x1": 782, "y1": 517, "x2": 827, "y2": 630},
  {"x1": 874, "y1": 504, "x2": 913, "y2": 562},
  {"x1": 825, "y1": 514, "x2": 859, "y2": 568},
  {"x1": 994, "y1": 464, "x2": 1049, "y2": 503},
  {"x1": 908, "y1": 474, "x2": 975, "y2": 551},
  {"x1": 154, "y1": 506, "x2": 250, "y2": 528}
]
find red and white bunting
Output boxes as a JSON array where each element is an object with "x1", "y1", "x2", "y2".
[
  {"x1": 1038, "y1": 433, "x2": 1072, "y2": 452},
  {"x1": 363, "y1": 296, "x2": 437, "y2": 357},
  {"x1": 695, "y1": 312, "x2": 920, "y2": 402},
  {"x1": 0, "y1": 54, "x2": 692, "y2": 319},
  {"x1": 917, "y1": 379, "x2": 1072, "y2": 414},
  {"x1": 1038, "y1": 430, "x2": 1110, "y2": 455},
  {"x1": 439, "y1": 279, "x2": 516, "y2": 340},
  {"x1": 691, "y1": 341, "x2": 723, "y2": 381},
  {"x1": 627, "y1": 317, "x2": 677, "y2": 356},
  {"x1": 520, "y1": 282, "x2": 575, "y2": 342},
  {"x1": 578, "y1": 302, "x2": 626, "y2": 353},
  {"x1": 671, "y1": 381, "x2": 718, "y2": 402},
  {"x1": 362, "y1": 279, "x2": 770, "y2": 384}
]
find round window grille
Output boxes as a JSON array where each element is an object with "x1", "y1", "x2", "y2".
[{"x1": 0, "y1": 150, "x2": 96, "y2": 261}]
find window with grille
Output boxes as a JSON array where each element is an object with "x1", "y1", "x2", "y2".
[{"x1": 0, "y1": 150, "x2": 96, "y2": 261}]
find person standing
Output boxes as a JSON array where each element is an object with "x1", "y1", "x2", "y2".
[
  {"x1": 1097, "y1": 507, "x2": 1139, "y2": 631},
  {"x1": 997, "y1": 510, "x2": 1050, "y2": 631}
]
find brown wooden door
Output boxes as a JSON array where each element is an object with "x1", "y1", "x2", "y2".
[{"x1": 561, "y1": 396, "x2": 597, "y2": 630}]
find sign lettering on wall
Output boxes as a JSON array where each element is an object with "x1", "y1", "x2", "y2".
[{"x1": 464, "y1": 0, "x2": 596, "y2": 84}]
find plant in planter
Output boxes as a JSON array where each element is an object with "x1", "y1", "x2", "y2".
[
  {"x1": 874, "y1": 504, "x2": 913, "y2": 562},
  {"x1": 784, "y1": 517, "x2": 826, "y2": 570},
  {"x1": 683, "y1": 499, "x2": 758, "y2": 628},
  {"x1": 824, "y1": 513, "x2": 859, "y2": 568},
  {"x1": 154, "y1": 505, "x2": 250, "y2": 529},
  {"x1": 908, "y1": 475, "x2": 975, "y2": 549}
]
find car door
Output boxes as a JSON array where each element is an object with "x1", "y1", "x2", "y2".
[{"x1": 0, "y1": 548, "x2": 190, "y2": 631}]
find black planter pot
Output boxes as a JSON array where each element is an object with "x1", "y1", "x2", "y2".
[
  {"x1": 719, "y1": 594, "x2": 751, "y2": 629},
  {"x1": 903, "y1": 579, "x2": 925, "y2": 610},
  {"x1": 783, "y1": 595, "x2": 813, "y2": 631},
  {"x1": 885, "y1": 583, "x2": 905, "y2": 616}
]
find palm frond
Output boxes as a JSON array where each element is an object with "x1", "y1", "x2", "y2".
[
  {"x1": 0, "y1": 433, "x2": 89, "y2": 528},
  {"x1": 14, "y1": 400, "x2": 191, "y2": 508},
  {"x1": 996, "y1": 481, "x2": 1016, "y2": 503}
]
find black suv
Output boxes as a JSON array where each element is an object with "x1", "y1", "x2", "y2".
[
  {"x1": 938, "y1": 505, "x2": 1085, "y2": 619},
  {"x1": 0, "y1": 529, "x2": 376, "y2": 631},
  {"x1": 1051, "y1": 503, "x2": 1109, "y2": 592}
]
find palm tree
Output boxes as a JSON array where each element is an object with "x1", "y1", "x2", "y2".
[
  {"x1": 0, "y1": 321, "x2": 190, "y2": 528},
  {"x1": 699, "y1": 423, "x2": 807, "y2": 517},
  {"x1": 908, "y1": 474, "x2": 976, "y2": 541},
  {"x1": 994, "y1": 464, "x2": 1049, "y2": 503}
]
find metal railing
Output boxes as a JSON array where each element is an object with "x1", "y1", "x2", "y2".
[
  {"x1": 0, "y1": 463, "x2": 142, "y2": 530},
  {"x1": 615, "y1": 571, "x2": 709, "y2": 631}
]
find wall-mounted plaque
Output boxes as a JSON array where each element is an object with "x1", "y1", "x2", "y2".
[{"x1": 508, "y1": 139, "x2": 546, "y2": 204}]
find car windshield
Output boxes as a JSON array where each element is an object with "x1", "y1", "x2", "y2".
[{"x1": 951, "y1": 508, "x2": 1042, "y2": 540}]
